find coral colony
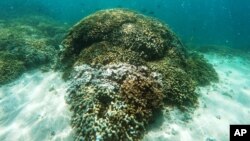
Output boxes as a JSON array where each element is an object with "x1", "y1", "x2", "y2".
[
  {"x1": 0, "y1": 15, "x2": 67, "y2": 84},
  {"x1": 59, "y1": 9, "x2": 218, "y2": 141}
]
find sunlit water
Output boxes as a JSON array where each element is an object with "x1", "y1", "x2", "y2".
[{"x1": 0, "y1": 71, "x2": 73, "y2": 141}]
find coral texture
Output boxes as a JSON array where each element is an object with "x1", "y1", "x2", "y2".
[
  {"x1": 66, "y1": 63, "x2": 163, "y2": 141},
  {"x1": 0, "y1": 51, "x2": 25, "y2": 84},
  {"x1": 0, "y1": 15, "x2": 68, "y2": 84},
  {"x1": 60, "y1": 8, "x2": 185, "y2": 66},
  {"x1": 60, "y1": 8, "x2": 218, "y2": 140},
  {"x1": 185, "y1": 53, "x2": 219, "y2": 86}
]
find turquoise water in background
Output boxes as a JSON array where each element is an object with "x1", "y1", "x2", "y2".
[
  {"x1": 0, "y1": 0, "x2": 250, "y2": 49},
  {"x1": 1, "y1": 1, "x2": 250, "y2": 141}
]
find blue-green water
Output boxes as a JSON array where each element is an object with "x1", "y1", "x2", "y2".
[
  {"x1": 0, "y1": 0, "x2": 250, "y2": 48},
  {"x1": 0, "y1": 1, "x2": 250, "y2": 141}
]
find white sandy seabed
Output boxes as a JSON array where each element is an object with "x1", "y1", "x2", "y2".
[
  {"x1": 0, "y1": 71, "x2": 74, "y2": 141},
  {"x1": 0, "y1": 54, "x2": 249, "y2": 141}
]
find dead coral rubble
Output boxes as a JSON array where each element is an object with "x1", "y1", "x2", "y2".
[{"x1": 60, "y1": 8, "x2": 218, "y2": 141}]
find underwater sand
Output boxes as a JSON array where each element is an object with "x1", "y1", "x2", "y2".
[
  {"x1": 0, "y1": 71, "x2": 73, "y2": 141},
  {"x1": 143, "y1": 54, "x2": 250, "y2": 141},
  {"x1": 0, "y1": 54, "x2": 249, "y2": 141}
]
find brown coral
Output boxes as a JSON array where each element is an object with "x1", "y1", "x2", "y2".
[
  {"x1": 66, "y1": 63, "x2": 164, "y2": 141},
  {"x1": 121, "y1": 72, "x2": 163, "y2": 121},
  {"x1": 0, "y1": 15, "x2": 68, "y2": 84},
  {"x1": 0, "y1": 51, "x2": 25, "y2": 85},
  {"x1": 75, "y1": 41, "x2": 145, "y2": 66},
  {"x1": 60, "y1": 8, "x2": 184, "y2": 67},
  {"x1": 185, "y1": 53, "x2": 219, "y2": 86},
  {"x1": 61, "y1": 8, "x2": 218, "y2": 141},
  {"x1": 147, "y1": 58, "x2": 198, "y2": 109}
]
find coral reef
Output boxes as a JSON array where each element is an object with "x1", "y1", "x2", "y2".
[
  {"x1": 185, "y1": 53, "x2": 219, "y2": 86},
  {"x1": 75, "y1": 41, "x2": 145, "y2": 66},
  {"x1": 60, "y1": 8, "x2": 218, "y2": 140},
  {"x1": 147, "y1": 59, "x2": 197, "y2": 109},
  {"x1": 66, "y1": 63, "x2": 163, "y2": 141},
  {"x1": 0, "y1": 15, "x2": 68, "y2": 84},
  {"x1": 60, "y1": 8, "x2": 186, "y2": 66},
  {"x1": 0, "y1": 51, "x2": 25, "y2": 85}
]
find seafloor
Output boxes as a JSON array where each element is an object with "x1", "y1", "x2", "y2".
[{"x1": 0, "y1": 14, "x2": 250, "y2": 141}]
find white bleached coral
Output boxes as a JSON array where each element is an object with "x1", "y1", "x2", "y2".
[{"x1": 66, "y1": 63, "x2": 164, "y2": 141}]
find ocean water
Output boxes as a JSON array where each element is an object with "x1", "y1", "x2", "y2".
[
  {"x1": 0, "y1": 0, "x2": 250, "y2": 141},
  {"x1": 1, "y1": 0, "x2": 250, "y2": 48}
]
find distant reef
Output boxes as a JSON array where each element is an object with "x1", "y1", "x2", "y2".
[
  {"x1": 59, "y1": 9, "x2": 218, "y2": 141},
  {"x1": 0, "y1": 15, "x2": 68, "y2": 85}
]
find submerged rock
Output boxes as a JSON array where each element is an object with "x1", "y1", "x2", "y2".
[{"x1": 60, "y1": 8, "x2": 218, "y2": 140}]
